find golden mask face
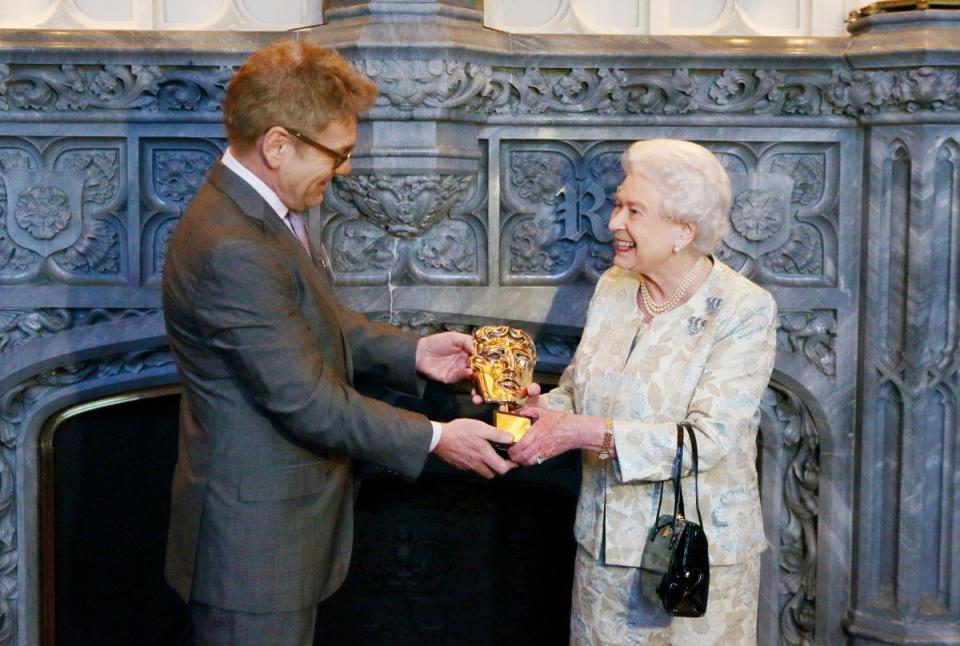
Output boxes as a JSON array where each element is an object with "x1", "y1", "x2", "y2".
[{"x1": 471, "y1": 325, "x2": 537, "y2": 405}]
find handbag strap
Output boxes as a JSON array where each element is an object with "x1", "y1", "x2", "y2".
[
  {"x1": 653, "y1": 422, "x2": 705, "y2": 528},
  {"x1": 670, "y1": 424, "x2": 686, "y2": 520},
  {"x1": 654, "y1": 424, "x2": 687, "y2": 522},
  {"x1": 680, "y1": 421, "x2": 704, "y2": 526}
]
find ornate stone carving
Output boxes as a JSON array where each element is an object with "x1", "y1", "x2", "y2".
[
  {"x1": 331, "y1": 220, "x2": 396, "y2": 272},
  {"x1": 507, "y1": 215, "x2": 576, "y2": 274},
  {"x1": 0, "y1": 143, "x2": 124, "y2": 281},
  {"x1": 53, "y1": 218, "x2": 120, "y2": 274},
  {"x1": 777, "y1": 310, "x2": 837, "y2": 378},
  {"x1": 731, "y1": 189, "x2": 785, "y2": 242},
  {"x1": 510, "y1": 153, "x2": 573, "y2": 205},
  {"x1": 154, "y1": 219, "x2": 177, "y2": 275},
  {"x1": 353, "y1": 60, "x2": 960, "y2": 118},
  {"x1": 534, "y1": 333, "x2": 581, "y2": 370},
  {"x1": 335, "y1": 174, "x2": 473, "y2": 238},
  {"x1": 0, "y1": 308, "x2": 158, "y2": 355},
  {"x1": 823, "y1": 67, "x2": 960, "y2": 116},
  {"x1": 502, "y1": 146, "x2": 622, "y2": 284},
  {"x1": 0, "y1": 309, "x2": 71, "y2": 352},
  {"x1": 415, "y1": 219, "x2": 477, "y2": 273},
  {"x1": 154, "y1": 150, "x2": 215, "y2": 204},
  {"x1": 762, "y1": 224, "x2": 824, "y2": 277},
  {"x1": 0, "y1": 63, "x2": 233, "y2": 114},
  {"x1": 893, "y1": 67, "x2": 960, "y2": 113},
  {"x1": 1, "y1": 60, "x2": 958, "y2": 120},
  {"x1": 771, "y1": 154, "x2": 825, "y2": 207},
  {"x1": 14, "y1": 186, "x2": 71, "y2": 240},
  {"x1": 156, "y1": 67, "x2": 232, "y2": 112},
  {"x1": 3, "y1": 167, "x2": 84, "y2": 258},
  {"x1": 357, "y1": 60, "x2": 699, "y2": 116},
  {"x1": 824, "y1": 70, "x2": 896, "y2": 116},
  {"x1": 0, "y1": 219, "x2": 38, "y2": 272},
  {"x1": 721, "y1": 146, "x2": 836, "y2": 286},
  {"x1": 760, "y1": 384, "x2": 820, "y2": 646},
  {"x1": 323, "y1": 171, "x2": 485, "y2": 285}
]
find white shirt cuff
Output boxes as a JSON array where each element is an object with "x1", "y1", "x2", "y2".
[{"x1": 429, "y1": 421, "x2": 443, "y2": 452}]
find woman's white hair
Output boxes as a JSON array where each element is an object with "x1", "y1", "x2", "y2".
[{"x1": 620, "y1": 139, "x2": 732, "y2": 255}]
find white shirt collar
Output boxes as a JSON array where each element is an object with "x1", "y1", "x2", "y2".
[{"x1": 221, "y1": 148, "x2": 289, "y2": 221}]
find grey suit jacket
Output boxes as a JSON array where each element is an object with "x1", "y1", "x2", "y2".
[{"x1": 162, "y1": 162, "x2": 433, "y2": 613}]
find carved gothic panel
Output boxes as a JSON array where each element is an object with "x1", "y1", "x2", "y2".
[
  {"x1": 713, "y1": 142, "x2": 839, "y2": 286},
  {"x1": 0, "y1": 139, "x2": 126, "y2": 285},
  {"x1": 140, "y1": 139, "x2": 223, "y2": 285},
  {"x1": 500, "y1": 141, "x2": 619, "y2": 285},
  {"x1": 321, "y1": 171, "x2": 487, "y2": 286}
]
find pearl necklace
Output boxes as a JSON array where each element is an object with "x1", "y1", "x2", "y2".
[{"x1": 639, "y1": 256, "x2": 705, "y2": 316}]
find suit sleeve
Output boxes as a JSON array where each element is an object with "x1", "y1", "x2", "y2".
[
  {"x1": 335, "y1": 305, "x2": 425, "y2": 397},
  {"x1": 615, "y1": 291, "x2": 778, "y2": 483},
  {"x1": 193, "y1": 239, "x2": 432, "y2": 478}
]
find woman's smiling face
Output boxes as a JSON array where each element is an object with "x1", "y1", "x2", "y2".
[{"x1": 608, "y1": 172, "x2": 687, "y2": 275}]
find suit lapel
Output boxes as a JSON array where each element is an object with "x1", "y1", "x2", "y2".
[{"x1": 209, "y1": 161, "x2": 354, "y2": 382}]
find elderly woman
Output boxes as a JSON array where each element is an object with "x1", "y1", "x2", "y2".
[{"x1": 510, "y1": 139, "x2": 777, "y2": 644}]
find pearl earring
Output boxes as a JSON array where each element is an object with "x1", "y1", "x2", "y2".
[{"x1": 672, "y1": 243, "x2": 680, "y2": 254}]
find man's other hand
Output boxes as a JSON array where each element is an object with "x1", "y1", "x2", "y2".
[
  {"x1": 416, "y1": 332, "x2": 474, "y2": 384},
  {"x1": 433, "y1": 418, "x2": 516, "y2": 479}
]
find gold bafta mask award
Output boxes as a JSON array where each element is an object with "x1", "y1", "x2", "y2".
[{"x1": 470, "y1": 325, "x2": 537, "y2": 442}]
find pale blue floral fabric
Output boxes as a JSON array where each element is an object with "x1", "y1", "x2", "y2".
[{"x1": 542, "y1": 259, "x2": 778, "y2": 568}]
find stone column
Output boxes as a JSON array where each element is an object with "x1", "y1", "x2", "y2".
[
  {"x1": 845, "y1": 8, "x2": 960, "y2": 644},
  {"x1": 304, "y1": 0, "x2": 497, "y2": 299}
]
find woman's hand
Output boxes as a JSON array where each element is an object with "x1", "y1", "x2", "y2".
[{"x1": 507, "y1": 407, "x2": 583, "y2": 466}]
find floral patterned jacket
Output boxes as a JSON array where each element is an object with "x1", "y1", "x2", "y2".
[{"x1": 542, "y1": 260, "x2": 777, "y2": 567}]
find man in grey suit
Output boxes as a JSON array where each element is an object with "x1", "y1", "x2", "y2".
[{"x1": 161, "y1": 40, "x2": 515, "y2": 645}]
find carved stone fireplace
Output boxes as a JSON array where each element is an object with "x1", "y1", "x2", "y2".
[{"x1": 1, "y1": 2, "x2": 959, "y2": 644}]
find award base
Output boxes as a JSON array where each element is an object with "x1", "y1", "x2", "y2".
[{"x1": 494, "y1": 411, "x2": 530, "y2": 442}]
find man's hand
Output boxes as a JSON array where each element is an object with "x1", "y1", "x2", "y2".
[
  {"x1": 416, "y1": 332, "x2": 474, "y2": 384},
  {"x1": 433, "y1": 418, "x2": 517, "y2": 479}
]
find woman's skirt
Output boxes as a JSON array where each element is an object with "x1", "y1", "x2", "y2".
[{"x1": 570, "y1": 545, "x2": 761, "y2": 645}]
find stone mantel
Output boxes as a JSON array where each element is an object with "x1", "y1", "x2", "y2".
[{"x1": 1, "y1": 4, "x2": 959, "y2": 644}]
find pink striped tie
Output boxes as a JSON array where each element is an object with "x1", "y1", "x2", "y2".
[{"x1": 286, "y1": 211, "x2": 312, "y2": 257}]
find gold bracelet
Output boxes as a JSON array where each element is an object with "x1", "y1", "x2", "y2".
[{"x1": 598, "y1": 418, "x2": 614, "y2": 460}]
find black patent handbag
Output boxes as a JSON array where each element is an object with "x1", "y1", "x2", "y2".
[{"x1": 639, "y1": 422, "x2": 710, "y2": 617}]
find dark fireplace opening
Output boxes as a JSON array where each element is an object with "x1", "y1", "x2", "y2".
[
  {"x1": 40, "y1": 380, "x2": 579, "y2": 645},
  {"x1": 41, "y1": 386, "x2": 188, "y2": 646}
]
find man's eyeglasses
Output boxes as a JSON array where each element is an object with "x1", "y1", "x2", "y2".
[{"x1": 281, "y1": 126, "x2": 352, "y2": 171}]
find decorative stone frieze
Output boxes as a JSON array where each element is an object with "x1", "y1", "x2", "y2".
[
  {"x1": 353, "y1": 59, "x2": 960, "y2": 120},
  {"x1": 0, "y1": 63, "x2": 233, "y2": 114},
  {"x1": 0, "y1": 308, "x2": 157, "y2": 354}
]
